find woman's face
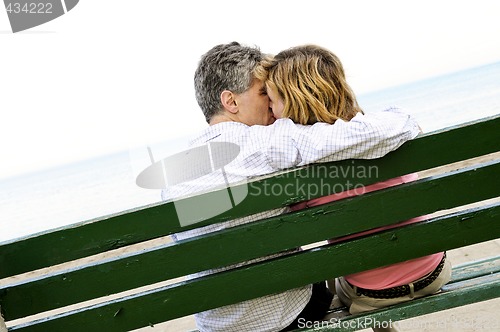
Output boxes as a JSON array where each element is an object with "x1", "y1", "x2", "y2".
[{"x1": 266, "y1": 85, "x2": 285, "y2": 119}]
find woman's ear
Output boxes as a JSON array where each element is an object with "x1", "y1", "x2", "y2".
[{"x1": 221, "y1": 90, "x2": 238, "y2": 114}]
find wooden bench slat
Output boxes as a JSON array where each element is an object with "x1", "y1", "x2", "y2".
[
  {"x1": 6, "y1": 203, "x2": 499, "y2": 331},
  {"x1": 1, "y1": 161, "x2": 499, "y2": 321},
  {"x1": 450, "y1": 254, "x2": 500, "y2": 283},
  {"x1": 1, "y1": 115, "x2": 498, "y2": 280}
]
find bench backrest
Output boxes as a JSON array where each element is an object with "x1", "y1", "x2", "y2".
[{"x1": 1, "y1": 115, "x2": 499, "y2": 332}]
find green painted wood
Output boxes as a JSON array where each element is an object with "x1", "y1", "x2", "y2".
[
  {"x1": 301, "y1": 272, "x2": 500, "y2": 332},
  {"x1": 0, "y1": 115, "x2": 498, "y2": 279},
  {"x1": 6, "y1": 204, "x2": 499, "y2": 332},
  {"x1": 182, "y1": 258, "x2": 500, "y2": 332},
  {"x1": 2, "y1": 161, "x2": 499, "y2": 320},
  {"x1": 450, "y1": 255, "x2": 500, "y2": 283}
]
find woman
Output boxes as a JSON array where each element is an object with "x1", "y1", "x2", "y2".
[{"x1": 255, "y1": 45, "x2": 451, "y2": 332}]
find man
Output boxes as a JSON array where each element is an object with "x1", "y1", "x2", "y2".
[{"x1": 162, "y1": 42, "x2": 420, "y2": 332}]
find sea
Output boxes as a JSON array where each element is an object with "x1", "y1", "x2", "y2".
[{"x1": 1, "y1": 61, "x2": 500, "y2": 243}]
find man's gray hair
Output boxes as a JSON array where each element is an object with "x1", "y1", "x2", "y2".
[{"x1": 194, "y1": 42, "x2": 263, "y2": 123}]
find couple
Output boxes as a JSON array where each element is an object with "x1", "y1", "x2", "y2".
[{"x1": 162, "y1": 42, "x2": 450, "y2": 332}]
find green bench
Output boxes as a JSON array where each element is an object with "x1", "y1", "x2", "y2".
[{"x1": 1, "y1": 115, "x2": 499, "y2": 331}]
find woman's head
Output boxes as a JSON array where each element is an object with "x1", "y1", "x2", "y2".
[{"x1": 256, "y1": 45, "x2": 363, "y2": 124}]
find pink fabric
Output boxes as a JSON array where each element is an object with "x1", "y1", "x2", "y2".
[{"x1": 290, "y1": 173, "x2": 444, "y2": 290}]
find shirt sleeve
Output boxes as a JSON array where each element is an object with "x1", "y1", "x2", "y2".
[{"x1": 266, "y1": 107, "x2": 420, "y2": 169}]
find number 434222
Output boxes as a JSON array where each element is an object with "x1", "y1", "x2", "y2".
[{"x1": 5, "y1": 2, "x2": 53, "y2": 14}]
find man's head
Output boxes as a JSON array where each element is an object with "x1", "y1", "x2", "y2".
[{"x1": 194, "y1": 42, "x2": 275, "y2": 126}]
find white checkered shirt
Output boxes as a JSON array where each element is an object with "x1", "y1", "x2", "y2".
[{"x1": 162, "y1": 107, "x2": 420, "y2": 332}]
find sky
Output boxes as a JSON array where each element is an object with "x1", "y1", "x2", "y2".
[{"x1": 1, "y1": 0, "x2": 500, "y2": 180}]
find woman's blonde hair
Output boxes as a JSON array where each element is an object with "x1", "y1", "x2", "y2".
[{"x1": 255, "y1": 45, "x2": 363, "y2": 125}]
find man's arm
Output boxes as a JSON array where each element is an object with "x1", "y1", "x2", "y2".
[{"x1": 265, "y1": 107, "x2": 420, "y2": 169}]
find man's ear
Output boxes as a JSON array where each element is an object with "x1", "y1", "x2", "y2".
[{"x1": 221, "y1": 90, "x2": 238, "y2": 114}]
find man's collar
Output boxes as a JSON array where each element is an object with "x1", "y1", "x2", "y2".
[{"x1": 189, "y1": 121, "x2": 249, "y2": 146}]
